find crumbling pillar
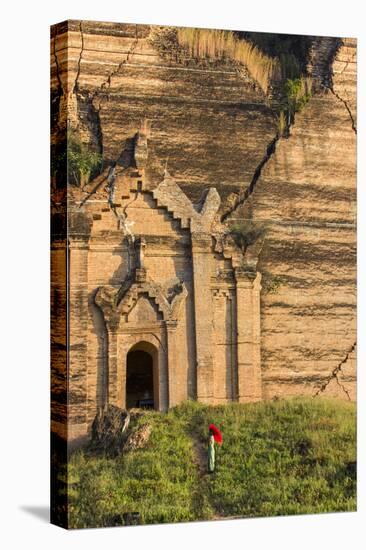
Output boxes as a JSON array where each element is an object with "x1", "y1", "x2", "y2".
[
  {"x1": 191, "y1": 232, "x2": 214, "y2": 403},
  {"x1": 107, "y1": 329, "x2": 120, "y2": 406},
  {"x1": 235, "y1": 268, "x2": 262, "y2": 402},
  {"x1": 166, "y1": 320, "x2": 179, "y2": 407},
  {"x1": 68, "y1": 236, "x2": 90, "y2": 441}
]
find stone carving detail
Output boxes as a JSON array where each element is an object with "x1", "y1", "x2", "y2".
[
  {"x1": 215, "y1": 268, "x2": 235, "y2": 282},
  {"x1": 152, "y1": 171, "x2": 221, "y2": 232},
  {"x1": 95, "y1": 275, "x2": 188, "y2": 330},
  {"x1": 152, "y1": 171, "x2": 263, "y2": 272},
  {"x1": 212, "y1": 288, "x2": 234, "y2": 299},
  {"x1": 213, "y1": 231, "x2": 265, "y2": 272}
]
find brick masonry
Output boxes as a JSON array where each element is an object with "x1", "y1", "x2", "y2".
[{"x1": 50, "y1": 22, "x2": 357, "y2": 445}]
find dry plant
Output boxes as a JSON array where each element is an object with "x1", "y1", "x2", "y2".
[
  {"x1": 149, "y1": 27, "x2": 312, "y2": 112},
  {"x1": 176, "y1": 28, "x2": 280, "y2": 94}
]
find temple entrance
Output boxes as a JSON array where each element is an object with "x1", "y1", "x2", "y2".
[{"x1": 126, "y1": 342, "x2": 158, "y2": 409}]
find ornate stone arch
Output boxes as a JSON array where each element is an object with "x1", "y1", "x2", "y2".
[
  {"x1": 95, "y1": 278, "x2": 188, "y2": 330},
  {"x1": 95, "y1": 269, "x2": 188, "y2": 410}
]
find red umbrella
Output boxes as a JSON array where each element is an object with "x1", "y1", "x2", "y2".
[{"x1": 209, "y1": 424, "x2": 223, "y2": 445}]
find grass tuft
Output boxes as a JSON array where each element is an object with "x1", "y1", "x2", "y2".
[
  {"x1": 149, "y1": 26, "x2": 280, "y2": 95},
  {"x1": 176, "y1": 28, "x2": 280, "y2": 95}
]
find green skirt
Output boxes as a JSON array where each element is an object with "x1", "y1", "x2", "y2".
[{"x1": 208, "y1": 443, "x2": 215, "y2": 472}]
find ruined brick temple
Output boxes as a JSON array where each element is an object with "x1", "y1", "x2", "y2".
[
  {"x1": 66, "y1": 150, "x2": 264, "y2": 442},
  {"x1": 51, "y1": 22, "x2": 356, "y2": 445}
]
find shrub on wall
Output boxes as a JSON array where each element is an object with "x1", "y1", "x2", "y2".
[
  {"x1": 51, "y1": 130, "x2": 103, "y2": 187},
  {"x1": 67, "y1": 131, "x2": 103, "y2": 187},
  {"x1": 229, "y1": 220, "x2": 270, "y2": 254},
  {"x1": 284, "y1": 77, "x2": 312, "y2": 116}
]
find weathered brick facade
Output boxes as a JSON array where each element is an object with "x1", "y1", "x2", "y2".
[
  {"x1": 65, "y1": 161, "x2": 264, "y2": 443},
  {"x1": 51, "y1": 21, "x2": 356, "y2": 446}
]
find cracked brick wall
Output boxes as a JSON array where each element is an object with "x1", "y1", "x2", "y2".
[
  {"x1": 229, "y1": 38, "x2": 357, "y2": 400},
  {"x1": 51, "y1": 22, "x2": 356, "y2": 443},
  {"x1": 50, "y1": 20, "x2": 277, "y2": 201}
]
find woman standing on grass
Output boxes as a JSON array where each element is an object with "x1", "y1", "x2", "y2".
[
  {"x1": 207, "y1": 424, "x2": 223, "y2": 474},
  {"x1": 208, "y1": 428, "x2": 215, "y2": 474}
]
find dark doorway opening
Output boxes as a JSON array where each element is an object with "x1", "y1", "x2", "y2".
[{"x1": 126, "y1": 350, "x2": 154, "y2": 409}]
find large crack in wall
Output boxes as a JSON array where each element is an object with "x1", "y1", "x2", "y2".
[
  {"x1": 99, "y1": 27, "x2": 139, "y2": 93},
  {"x1": 53, "y1": 28, "x2": 64, "y2": 96},
  {"x1": 221, "y1": 134, "x2": 279, "y2": 222},
  {"x1": 72, "y1": 21, "x2": 104, "y2": 158},
  {"x1": 73, "y1": 21, "x2": 84, "y2": 94},
  {"x1": 313, "y1": 341, "x2": 356, "y2": 400},
  {"x1": 51, "y1": 28, "x2": 64, "y2": 135},
  {"x1": 325, "y1": 85, "x2": 357, "y2": 134},
  {"x1": 309, "y1": 37, "x2": 357, "y2": 135},
  {"x1": 220, "y1": 35, "x2": 356, "y2": 225},
  {"x1": 74, "y1": 24, "x2": 140, "y2": 173}
]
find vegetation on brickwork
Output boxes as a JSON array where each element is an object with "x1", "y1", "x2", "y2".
[
  {"x1": 276, "y1": 76, "x2": 312, "y2": 135},
  {"x1": 51, "y1": 129, "x2": 103, "y2": 187},
  {"x1": 243, "y1": 32, "x2": 312, "y2": 76},
  {"x1": 67, "y1": 130, "x2": 103, "y2": 186},
  {"x1": 284, "y1": 77, "x2": 312, "y2": 118},
  {"x1": 229, "y1": 220, "x2": 270, "y2": 253},
  {"x1": 273, "y1": 75, "x2": 312, "y2": 135},
  {"x1": 261, "y1": 270, "x2": 285, "y2": 294},
  {"x1": 148, "y1": 27, "x2": 184, "y2": 63},
  {"x1": 68, "y1": 398, "x2": 356, "y2": 528}
]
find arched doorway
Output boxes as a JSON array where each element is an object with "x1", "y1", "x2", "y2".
[{"x1": 126, "y1": 342, "x2": 159, "y2": 409}]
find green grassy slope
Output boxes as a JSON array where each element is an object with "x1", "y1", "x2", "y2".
[{"x1": 68, "y1": 398, "x2": 356, "y2": 528}]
